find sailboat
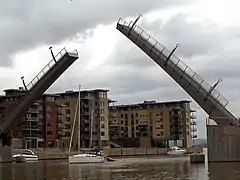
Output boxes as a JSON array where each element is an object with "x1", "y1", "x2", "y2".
[{"x1": 68, "y1": 85, "x2": 105, "y2": 164}]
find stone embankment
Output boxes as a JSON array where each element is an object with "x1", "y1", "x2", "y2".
[{"x1": 34, "y1": 147, "x2": 203, "y2": 160}]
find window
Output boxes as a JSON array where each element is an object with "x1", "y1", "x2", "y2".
[
  {"x1": 64, "y1": 102, "x2": 70, "y2": 106},
  {"x1": 99, "y1": 92, "x2": 107, "y2": 98},
  {"x1": 47, "y1": 131, "x2": 52, "y2": 135},
  {"x1": 101, "y1": 116, "x2": 105, "y2": 121},
  {"x1": 100, "y1": 102, "x2": 104, "y2": 106},
  {"x1": 66, "y1": 117, "x2": 71, "y2": 122},
  {"x1": 66, "y1": 109, "x2": 70, "y2": 114},
  {"x1": 65, "y1": 124, "x2": 71, "y2": 129},
  {"x1": 46, "y1": 106, "x2": 52, "y2": 111},
  {"x1": 101, "y1": 140, "x2": 108, "y2": 146},
  {"x1": 160, "y1": 131, "x2": 163, "y2": 136},
  {"x1": 121, "y1": 114, "x2": 123, "y2": 118},
  {"x1": 160, "y1": 125, "x2": 163, "y2": 129},
  {"x1": 156, "y1": 134, "x2": 160, "y2": 136},
  {"x1": 100, "y1": 109, "x2": 104, "y2": 113},
  {"x1": 66, "y1": 132, "x2": 71, "y2": 137},
  {"x1": 46, "y1": 96, "x2": 55, "y2": 102},
  {"x1": 101, "y1": 124, "x2": 105, "y2": 128},
  {"x1": 101, "y1": 131, "x2": 105, "y2": 136},
  {"x1": 160, "y1": 112, "x2": 163, "y2": 116}
]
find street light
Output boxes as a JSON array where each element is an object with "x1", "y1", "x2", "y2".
[
  {"x1": 49, "y1": 46, "x2": 57, "y2": 63},
  {"x1": 127, "y1": 14, "x2": 143, "y2": 36},
  {"x1": 204, "y1": 78, "x2": 223, "y2": 101},
  {"x1": 21, "y1": 76, "x2": 27, "y2": 90}
]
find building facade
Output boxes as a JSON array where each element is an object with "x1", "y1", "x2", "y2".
[
  {"x1": 0, "y1": 89, "x2": 59, "y2": 149},
  {"x1": 55, "y1": 89, "x2": 109, "y2": 150},
  {"x1": 109, "y1": 100, "x2": 196, "y2": 147}
]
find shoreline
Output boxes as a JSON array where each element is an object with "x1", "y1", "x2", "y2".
[{"x1": 35, "y1": 147, "x2": 203, "y2": 160}]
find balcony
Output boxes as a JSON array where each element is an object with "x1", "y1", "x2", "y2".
[
  {"x1": 27, "y1": 108, "x2": 38, "y2": 113},
  {"x1": 22, "y1": 125, "x2": 41, "y2": 130},
  {"x1": 84, "y1": 120, "x2": 90, "y2": 123},
  {"x1": 170, "y1": 134, "x2": 183, "y2": 140},
  {"x1": 171, "y1": 113, "x2": 182, "y2": 118},
  {"x1": 57, "y1": 123, "x2": 65, "y2": 129},
  {"x1": 191, "y1": 115, "x2": 196, "y2": 119},
  {"x1": 172, "y1": 105, "x2": 182, "y2": 110},
  {"x1": 24, "y1": 117, "x2": 39, "y2": 122},
  {"x1": 192, "y1": 135, "x2": 197, "y2": 138},
  {"x1": 82, "y1": 111, "x2": 90, "y2": 115},
  {"x1": 191, "y1": 121, "x2": 197, "y2": 125},
  {"x1": 191, "y1": 128, "x2": 197, "y2": 132}
]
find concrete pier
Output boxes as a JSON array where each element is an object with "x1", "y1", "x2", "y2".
[
  {"x1": 190, "y1": 154, "x2": 205, "y2": 163},
  {"x1": 207, "y1": 125, "x2": 240, "y2": 162},
  {"x1": 0, "y1": 147, "x2": 13, "y2": 163}
]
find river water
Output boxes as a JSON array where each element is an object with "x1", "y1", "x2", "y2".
[{"x1": 1, "y1": 156, "x2": 240, "y2": 180}]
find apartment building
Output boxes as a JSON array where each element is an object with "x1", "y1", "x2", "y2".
[
  {"x1": 109, "y1": 100, "x2": 196, "y2": 147},
  {"x1": 55, "y1": 89, "x2": 109, "y2": 150},
  {"x1": 0, "y1": 88, "x2": 59, "y2": 149}
]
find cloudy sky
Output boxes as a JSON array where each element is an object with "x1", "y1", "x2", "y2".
[{"x1": 1, "y1": 0, "x2": 240, "y2": 138}]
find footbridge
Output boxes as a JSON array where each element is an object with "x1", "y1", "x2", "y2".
[
  {"x1": 116, "y1": 18, "x2": 239, "y2": 127},
  {"x1": 0, "y1": 48, "x2": 79, "y2": 146}
]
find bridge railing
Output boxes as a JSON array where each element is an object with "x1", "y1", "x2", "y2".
[{"x1": 117, "y1": 18, "x2": 229, "y2": 108}]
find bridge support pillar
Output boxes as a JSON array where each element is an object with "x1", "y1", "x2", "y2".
[
  {"x1": 207, "y1": 124, "x2": 240, "y2": 162},
  {"x1": 0, "y1": 132, "x2": 13, "y2": 163}
]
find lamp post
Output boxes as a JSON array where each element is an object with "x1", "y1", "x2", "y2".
[{"x1": 49, "y1": 46, "x2": 57, "y2": 63}]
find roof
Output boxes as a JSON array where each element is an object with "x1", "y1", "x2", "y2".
[
  {"x1": 110, "y1": 100, "x2": 191, "y2": 108},
  {"x1": 42, "y1": 93, "x2": 59, "y2": 97},
  {"x1": 108, "y1": 99, "x2": 117, "y2": 103},
  {"x1": 3, "y1": 88, "x2": 26, "y2": 92},
  {"x1": 54, "y1": 88, "x2": 109, "y2": 96}
]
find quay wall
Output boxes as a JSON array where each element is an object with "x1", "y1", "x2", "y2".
[
  {"x1": 207, "y1": 125, "x2": 240, "y2": 162},
  {"x1": 33, "y1": 147, "x2": 203, "y2": 160}
]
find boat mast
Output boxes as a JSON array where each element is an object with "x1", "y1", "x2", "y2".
[
  {"x1": 78, "y1": 85, "x2": 81, "y2": 152},
  {"x1": 68, "y1": 96, "x2": 79, "y2": 153},
  {"x1": 90, "y1": 107, "x2": 93, "y2": 148}
]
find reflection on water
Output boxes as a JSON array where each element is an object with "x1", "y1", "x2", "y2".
[{"x1": 1, "y1": 156, "x2": 240, "y2": 180}]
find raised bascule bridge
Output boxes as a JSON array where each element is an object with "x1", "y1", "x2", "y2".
[
  {"x1": 0, "y1": 48, "x2": 78, "y2": 161},
  {"x1": 116, "y1": 17, "x2": 240, "y2": 162}
]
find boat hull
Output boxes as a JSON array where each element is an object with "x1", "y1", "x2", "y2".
[
  {"x1": 13, "y1": 155, "x2": 38, "y2": 162},
  {"x1": 68, "y1": 154, "x2": 104, "y2": 164},
  {"x1": 167, "y1": 151, "x2": 186, "y2": 155}
]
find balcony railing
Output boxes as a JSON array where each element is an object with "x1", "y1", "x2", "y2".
[
  {"x1": 24, "y1": 117, "x2": 39, "y2": 122},
  {"x1": 22, "y1": 125, "x2": 41, "y2": 130},
  {"x1": 191, "y1": 128, "x2": 197, "y2": 132},
  {"x1": 191, "y1": 115, "x2": 197, "y2": 119},
  {"x1": 192, "y1": 135, "x2": 197, "y2": 138},
  {"x1": 191, "y1": 121, "x2": 197, "y2": 125}
]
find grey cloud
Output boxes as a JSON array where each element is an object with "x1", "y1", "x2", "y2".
[
  {"x1": 0, "y1": 0, "x2": 194, "y2": 67},
  {"x1": 142, "y1": 14, "x2": 228, "y2": 58},
  {"x1": 109, "y1": 13, "x2": 232, "y2": 68}
]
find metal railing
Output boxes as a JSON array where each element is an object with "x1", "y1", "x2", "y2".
[
  {"x1": 26, "y1": 48, "x2": 78, "y2": 90},
  {"x1": 117, "y1": 18, "x2": 229, "y2": 108}
]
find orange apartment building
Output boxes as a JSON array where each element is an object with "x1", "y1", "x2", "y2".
[{"x1": 109, "y1": 100, "x2": 197, "y2": 148}]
